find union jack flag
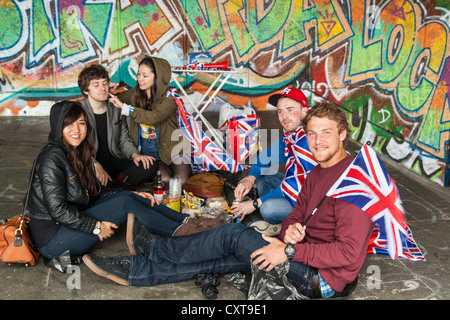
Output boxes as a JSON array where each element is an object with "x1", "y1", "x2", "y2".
[
  {"x1": 167, "y1": 88, "x2": 244, "y2": 173},
  {"x1": 219, "y1": 114, "x2": 260, "y2": 164},
  {"x1": 326, "y1": 143, "x2": 425, "y2": 261},
  {"x1": 281, "y1": 127, "x2": 318, "y2": 206}
]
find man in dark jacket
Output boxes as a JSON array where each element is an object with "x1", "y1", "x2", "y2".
[
  {"x1": 83, "y1": 102, "x2": 374, "y2": 299},
  {"x1": 78, "y1": 64, "x2": 157, "y2": 189}
]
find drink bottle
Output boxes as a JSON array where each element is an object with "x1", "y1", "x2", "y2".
[
  {"x1": 167, "y1": 176, "x2": 181, "y2": 211},
  {"x1": 153, "y1": 171, "x2": 165, "y2": 204}
]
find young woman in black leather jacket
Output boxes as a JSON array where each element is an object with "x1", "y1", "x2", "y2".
[{"x1": 26, "y1": 101, "x2": 213, "y2": 261}]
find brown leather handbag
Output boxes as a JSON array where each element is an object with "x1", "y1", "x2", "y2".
[
  {"x1": 0, "y1": 158, "x2": 40, "y2": 266},
  {"x1": 183, "y1": 171, "x2": 230, "y2": 199}
]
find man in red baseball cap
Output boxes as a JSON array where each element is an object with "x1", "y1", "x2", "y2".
[
  {"x1": 268, "y1": 86, "x2": 309, "y2": 109},
  {"x1": 231, "y1": 87, "x2": 317, "y2": 235}
]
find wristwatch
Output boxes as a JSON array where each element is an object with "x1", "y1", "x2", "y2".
[
  {"x1": 252, "y1": 199, "x2": 259, "y2": 209},
  {"x1": 285, "y1": 243, "x2": 296, "y2": 261},
  {"x1": 93, "y1": 221, "x2": 101, "y2": 235}
]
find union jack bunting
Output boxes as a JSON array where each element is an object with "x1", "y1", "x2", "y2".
[
  {"x1": 326, "y1": 143, "x2": 425, "y2": 261},
  {"x1": 281, "y1": 127, "x2": 318, "y2": 206},
  {"x1": 219, "y1": 114, "x2": 260, "y2": 164},
  {"x1": 167, "y1": 88, "x2": 244, "y2": 173}
]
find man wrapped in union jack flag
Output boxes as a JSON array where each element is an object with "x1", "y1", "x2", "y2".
[
  {"x1": 232, "y1": 87, "x2": 317, "y2": 236},
  {"x1": 277, "y1": 102, "x2": 375, "y2": 298},
  {"x1": 83, "y1": 101, "x2": 375, "y2": 299}
]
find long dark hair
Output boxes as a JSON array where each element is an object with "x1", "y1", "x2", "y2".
[
  {"x1": 62, "y1": 104, "x2": 99, "y2": 197},
  {"x1": 136, "y1": 57, "x2": 157, "y2": 111}
]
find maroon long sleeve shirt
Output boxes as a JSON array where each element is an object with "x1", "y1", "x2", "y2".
[{"x1": 279, "y1": 155, "x2": 374, "y2": 292}]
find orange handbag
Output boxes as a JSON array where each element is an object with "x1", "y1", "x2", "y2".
[
  {"x1": 0, "y1": 215, "x2": 39, "y2": 266},
  {"x1": 0, "y1": 158, "x2": 40, "y2": 266}
]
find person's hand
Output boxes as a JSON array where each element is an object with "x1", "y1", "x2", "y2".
[
  {"x1": 109, "y1": 82, "x2": 120, "y2": 92},
  {"x1": 131, "y1": 153, "x2": 155, "y2": 169},
  {"x1": 234, "y1": 176, "x2": 255, "y2": 200},
  {"x1": 132, "y1": 191, "x2": 156, "y2": 206},
  {"x1": 230, "y1": 200, "x2": 256, "y2": 221},
  {"x1": 109, "y1": 93, "x2": 123, "y2": 109},
  {"x1": 283, "y1": 222, "x2": 306, "y2": 244},
  {"x1": 98, "y1": 221, "x2": 118, "y2": 241},
  {"x1": 93, "y1": 162, "x2": 112, "y2": 186},
  {"x1": 250, "y1": 235, "x2": 288, "y2": 272}
]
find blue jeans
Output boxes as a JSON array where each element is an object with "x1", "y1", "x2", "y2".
[
  {"x1": 38, "y1": 191, "x2": 188, "y2": 259},
  {"x1": 128, "y1": 223, "x2": 316, "y2": 298},
  {"x1": 256, "y1": 172, "x2": 293, "y2": 223}
]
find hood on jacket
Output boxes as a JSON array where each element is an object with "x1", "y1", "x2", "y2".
[
  {"x1": 139, "y1": 56, "x2": 172, "y2": 102},
  {"x1": 48, "y1": 100, "x2": 85, "y2": 148}
]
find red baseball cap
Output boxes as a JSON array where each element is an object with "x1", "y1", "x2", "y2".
[{"x1": 268, "y1": 87, "x2": 308, "y2": 108}]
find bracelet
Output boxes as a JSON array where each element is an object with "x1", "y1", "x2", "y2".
[{"x1": 93, "y1": 221, "x2": 102, "y2": 235}]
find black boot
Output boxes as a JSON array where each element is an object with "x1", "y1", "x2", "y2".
[
  {"x1": 82, "y1": 254, "x2": 130, "y2": 286},
  {"x1": 195, "y1": 274, "x2": 221, "y2": 300},
  {"x1": 126, "y1": 213, "x2": 154, "y2": 255}
]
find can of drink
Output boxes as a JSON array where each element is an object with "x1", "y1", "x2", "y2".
[{"x1": 231, "y1": 199, "x2": 241, "y2": 223}]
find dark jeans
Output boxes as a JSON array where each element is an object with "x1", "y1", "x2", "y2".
[
  {"x1": 38, "y1": 191, "x2": 188, "y2": 259},
  {"x1": 128, "y1": 223, "x2": 316, "y2": 297}
]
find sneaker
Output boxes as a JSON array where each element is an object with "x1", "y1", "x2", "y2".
[
  {"x1": 82, "y1": 254, "x2": 130, "y2": 286},
  {"x1": 126, "y1": 213, "x2": 154, "y2": 255},
  {"x1": 247, "y1": 220, "x2": 282, "y2": 236}
]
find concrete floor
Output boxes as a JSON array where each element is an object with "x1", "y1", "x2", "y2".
[{"x1": 0, "y1": 111, "x2": 449, "y2": 303}]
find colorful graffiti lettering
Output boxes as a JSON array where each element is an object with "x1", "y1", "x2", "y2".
[{"x1": 1, "y1": 0, "x2": 450, "y2": 186}]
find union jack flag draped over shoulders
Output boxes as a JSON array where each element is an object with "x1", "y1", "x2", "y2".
[
  {"x1": 326, "y1": 143, "x2": 425, "y2": 261},
  {"x1": 281, "y1": 127, "x2": 318, "y2": 206},
  {"x1": 167, "y1": 88, "x2": 244, "y2": 173}
]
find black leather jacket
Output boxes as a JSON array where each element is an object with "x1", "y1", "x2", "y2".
[{"x1": 27, "y1": 101, "x2": 98, "y2": 235}]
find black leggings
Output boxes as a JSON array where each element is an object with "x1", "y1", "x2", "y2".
[{"x1": 158, "y1": 159, "x2": 192, "y2": 188}]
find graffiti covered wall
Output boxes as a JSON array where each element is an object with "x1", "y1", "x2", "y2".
[{"x1": 1, "y1": 0, "x2": 450, "y2": 186}]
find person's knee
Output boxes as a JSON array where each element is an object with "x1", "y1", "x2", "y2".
[
  {"x1": 113, "y1": 190, "x2": 136, "y2": 202},
  {"x1": 259, "y1": 199, "x2": 292, "y2": 223},
  {"x1": 259, "y1": 210, "x2": 285, "y2": 224},
  {"x1": 255, "y1": 175, "x2": 272, "y2": 189}
]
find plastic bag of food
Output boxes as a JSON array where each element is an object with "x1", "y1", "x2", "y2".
[{"x1": 206, "y1": 197, "x2": 228, "y2": 211}]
